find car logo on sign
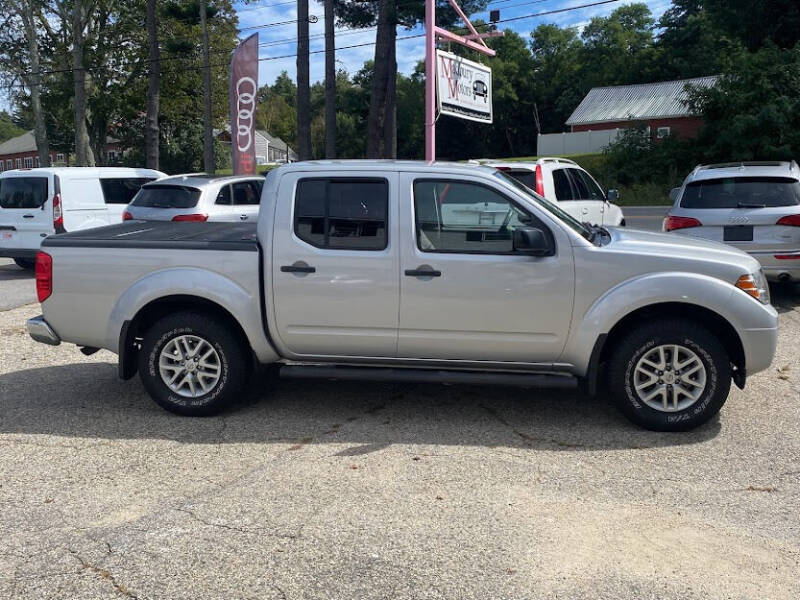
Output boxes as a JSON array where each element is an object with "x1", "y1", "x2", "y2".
[{"x1": 729, "y1": 216, "x2": 750, "y2": 224}]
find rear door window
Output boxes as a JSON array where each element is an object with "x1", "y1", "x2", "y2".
[
  {"x1": 681, "y1": 177, "x2": 800, "y2": 208},
  {"x1": 0, "y1": 177, "x2": 48, "y2": 209},
  {"x1": 131, "y1": 185, "x2": 201, "y2": 209},
  {"x1": 232, "y1": 181, "x2": 261, "y2": 205},
  {"x1": 100, "y1": 178, "x2": 157, "y2": 204},
  {"x1": 552, "y1": 169, "x2": 575, "y2": 201}
]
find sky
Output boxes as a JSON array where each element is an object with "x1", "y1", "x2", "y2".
[
  {"x1": 236, "y1": 0, "x2": 674, "y2": 87},
  {"x1": 0, "y1": 0, "x2": 673, "y2": 114}
]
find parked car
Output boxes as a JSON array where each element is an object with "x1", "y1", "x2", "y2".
[
  {"x1": 0, "y1": 167, "x2": 164, "y2": 269},
  {"x1": 28, "y1": 161, "x2": 776, "y2": 431},
  {"x1": 123, "y1": 174, "x2": 265, "y2": 223},
  {"x1": 484, "y1": 158, "x2": 625, "y2": 226},
  {"x1": 664, "y1": 161, "x2": 800, "y2": 282}
]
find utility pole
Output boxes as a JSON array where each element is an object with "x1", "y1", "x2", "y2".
[
  {"x1": 200, "y1": 2, "x2": 214, "y2": 173},
  {"x1": 145, "y1": 0, "x2": 160, "y2": 170},
  {"x1": 296, "y1": 0, "x2": 312, "y2": 160},
  {"x1": 323, "y1": 0, "x2": 336, "y2": 159}
]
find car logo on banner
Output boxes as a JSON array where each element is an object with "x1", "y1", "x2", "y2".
[
  {"x1": 729, "y1": 216, "x2": 750, "y2": 224},
  {"x1": 436, "y1": 49, "x2": 493, "y2": 124}
]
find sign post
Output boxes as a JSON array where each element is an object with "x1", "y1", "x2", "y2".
[{"x1": 424, "y1": 0, "x2": 501, "y2": 162}]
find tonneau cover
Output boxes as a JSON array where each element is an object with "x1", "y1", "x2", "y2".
[{"x1": 42, "y1": 221, "x2": 258, "y2": 252}]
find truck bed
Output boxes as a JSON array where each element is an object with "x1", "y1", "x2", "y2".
[{"x1": 42, "y1": 221, "x2": 258, "y2": 252}]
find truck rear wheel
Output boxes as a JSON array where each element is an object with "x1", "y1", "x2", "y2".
[
  {"x1": 138, "y1": 311, "x2": 250, "y2": 416},
  {"x1": 606, "y1": 319, "x2": 731, "y2": 431}
]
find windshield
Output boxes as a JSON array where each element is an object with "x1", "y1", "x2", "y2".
[
  {"x1": 131, "y1": 185, "x2": 201, "y2": 209},
  {"x1": 681, "y1": 177, "x2": 800, "y2": 209},
  {"x1": 492, "y1": 170, "x2": 593, "y2": 241},
  {"x1": 0, "y1": 177, "x2": 48, "y2": 209}
]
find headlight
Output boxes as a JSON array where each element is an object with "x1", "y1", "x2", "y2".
[{"x1": 735, "y1": 270, "x2": 771, "y2": 304}]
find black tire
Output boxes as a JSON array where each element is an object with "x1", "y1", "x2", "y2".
[
  {"x1": 14, "y1": 258, "x2": 35, "y2": 270},
  {"x1": 138, "y1": 311, "x2": 250, "y2": 416},
  {"x1": 607, "y1": 319, "x2": 731, "y2": 431}
]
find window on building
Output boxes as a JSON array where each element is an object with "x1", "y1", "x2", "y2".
[
  {"x1": 34, "y1": 156, "x2": 40, "y2": 167},
  {"x1": 24, "y1": 157, "x2": 33, "y2": 169},
  {"x1": 15, "y1": 158, "x2": 22, "y2": 169},
  {"x1": 5, "y1": 160, "x2": 12, "y2": 171},
  {"x1": 0, "y1": 161, "x2": 4, "y2": 173},
  {"x1": 56, "y1": 153, "x2": 65, "y2": 164},
  {"x1": 294, "y1": 178, "x2": 388, "y2": 250},
  {"x1": 657, "y1": 127, "x2": 671, "y2": 139}
]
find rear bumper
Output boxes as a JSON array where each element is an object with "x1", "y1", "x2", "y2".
[
  {"x1": 0, "y1": 248, "x2": 38, "y2": 259},
  {"x1": 746, "y1": 250, "x2": 800, "y2": 281},
  {"x1": 27, "y1": 315, "x2": 61, "y2": 346}
]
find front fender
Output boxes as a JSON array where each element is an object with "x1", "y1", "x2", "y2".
[
  {"x1": 562, "y1": 271, "x2": 777, "y2": 374},
  {"x1": 105, "y1": 267, "x2": 279, "y2": 363}
]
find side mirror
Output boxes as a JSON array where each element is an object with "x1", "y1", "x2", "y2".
[
  {"x1": 606, "y1": 189, "x2": 619, "y2": 203},
  {"x1": 513, "y1": 227, "x2": 553, "y2": 256},
  {"x1": 669, "y1": 187, "x2": 681, "y2": 203}
]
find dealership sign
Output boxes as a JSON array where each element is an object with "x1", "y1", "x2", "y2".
[{"x1": 436, "y1": 50, "x2": 493, "y2": 124}]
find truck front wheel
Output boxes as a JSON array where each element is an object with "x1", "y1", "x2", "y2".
[
  {"x1": 606, "y1": 319, "x2": 731, "y2": 431},
  {"x1": 138, "y1": 311, "x2": 250, "y2": 416}
]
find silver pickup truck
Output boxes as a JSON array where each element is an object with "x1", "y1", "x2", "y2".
[{"x1": 27, "y1": 161, "x2": 778, "y2": 431}]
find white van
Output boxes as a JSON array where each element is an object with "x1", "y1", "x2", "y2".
[{"x1": 0, "y1": 167, "x2": 165, "y2": 268}]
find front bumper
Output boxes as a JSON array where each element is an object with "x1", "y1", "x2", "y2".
[
  {"x1": 27, "y1": 315, "x2": 61, "y2": 346},
  {"x1": 740, "y1": 323, "x2": 779, "y2": 376}
]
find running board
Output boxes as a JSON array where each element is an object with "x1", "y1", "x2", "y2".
[{"x1": 278, "y1": 365, "x2": 577, "y2": 388}]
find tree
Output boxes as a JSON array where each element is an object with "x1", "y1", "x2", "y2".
[
  {"x1": 324, "y1": 0, "x2": 336, "y2": 158},
  {"x1": 296, "y1": 0, "x2": 312, "y2": 160},
  {"x1": 333, "y1": 0, "x2": 489, "y2": 158},
  {"x1": 199, "y1": 1, "x2": 214, "y2": 172},
  {"x1": 685, "y1": 44, "x2": 800, "y2": 161},
  {"x1": 0, "y1": 111, "x2": 25, "y2": 143},
  {"x1": 0, "y1": 0, "x2": 51, "y2": 165},
  {"x1": 70, "y1": 0, "x2": 95, "y2": 166},
  {"x1": 704, "y1": 0, "x2": 800, "y2": 52},
  {"x1": 145, "y1": 0, "x2": 160, "y2": 169}
]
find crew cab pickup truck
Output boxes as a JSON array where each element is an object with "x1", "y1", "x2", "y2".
[{"x1": 27, "y1": 161, "x2": 779, "y2": 431}]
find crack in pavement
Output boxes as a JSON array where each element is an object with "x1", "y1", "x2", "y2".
[{"x1": 69, "y1": 548, "x2": 138, "y2": 599}]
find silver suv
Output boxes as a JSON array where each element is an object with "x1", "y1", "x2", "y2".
[
  {"x1": 123, "y1": 174, "x2": 264, "y2": 223},
  {"x1": 664, "y1": 162, "x2": 800, "y2": 282}
]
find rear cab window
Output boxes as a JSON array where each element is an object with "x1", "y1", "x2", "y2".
[
  {"x1": 681, "y1": 177, "x2": 800, "y2": 208},
  {"x1": 552, "y1": 169, "x2": 574, "y2": 201},
  {"x1": 100, "y1": 178, "x2": 157, "y2": 204},
  {"x1": 294, "y1": 178, "x2": 388, "y2": 250},
  {"x1": 131, "y1": 185, "x2": 202, "y2": 209},
  {"x1": 0, "y1": 177, "x2": 49, "y2": 209}
]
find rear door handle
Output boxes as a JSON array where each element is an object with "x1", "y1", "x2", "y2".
[
  {"x1": 281, "y1": 263, "x2": 315, "y2": 274},
  {"x1": 23, "y1": 214, "x2": 34, "y2": 219},
  {"x1": 239, "y1": 214, "x2": 249, "y2": 221},
  {"x1": 405, "y1": 266, "x2": 441, "y2": 277}
]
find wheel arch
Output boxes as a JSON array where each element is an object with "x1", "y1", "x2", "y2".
[
  {"x1": 584, "y1": 302, "x2": 746, "y2": 395},
  {"x1": 119, "y1": 295, "x2": 253, "y2": 380}
]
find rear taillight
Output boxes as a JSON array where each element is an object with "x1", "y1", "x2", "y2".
[
  {"x1": 172, "y1": 213, "x2": 208, "y2": 222},
  {"x1": 776, "y1": 214, "x2": 800, "y2": 227},
  {"x1": 663, "y1": 215, "x2": 702, "y2": 231},
  {"x1": 122, "y1": 210, "x2": 133, "y2": 221},
  {"x1": 35, "y1": 252, "x2": 52, "y2": 303},
  {"x1": 52, "y1": 193, "x2": 64, "y2": 232},
  {"x1": 774, "y1": 253, "x2": 800, "y2": 260},
  {"x1": 534, "y1": 165, "x2": 545, "y2": 196}
]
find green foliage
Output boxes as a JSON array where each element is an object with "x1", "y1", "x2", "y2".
[
  {"x1": 685, "y1": 44, "x2": 800, "y2": 161},
  {"x1": 0, "y1": 111, "x2": 25, "y2": 143}
]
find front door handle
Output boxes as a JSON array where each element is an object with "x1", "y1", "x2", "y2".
[
  {"x1": 281, "y1": 262, "x2": 315, "y2": 274},
  {"x1": 405, "y1": 266, "x2": 441, "y2": 278}
]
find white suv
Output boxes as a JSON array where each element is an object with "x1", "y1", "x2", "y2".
[
  {"x1": 484, "y1": 158, "x2": 625, "y2": 226},
  {"x1": 664, "y1": 161, "x2": 800, "y2": 282}
]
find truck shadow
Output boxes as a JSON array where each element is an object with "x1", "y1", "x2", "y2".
[
  {"x1": 0, "y1": 362, "x2": 720, "y2": 451},
  {"x1": 770, "y1": 281, "x2": 800, "y2": 313}
]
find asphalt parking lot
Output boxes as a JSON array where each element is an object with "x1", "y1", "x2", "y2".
[{"x1": 1, "y1": 231, "x2": 799, "y2": 599}]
